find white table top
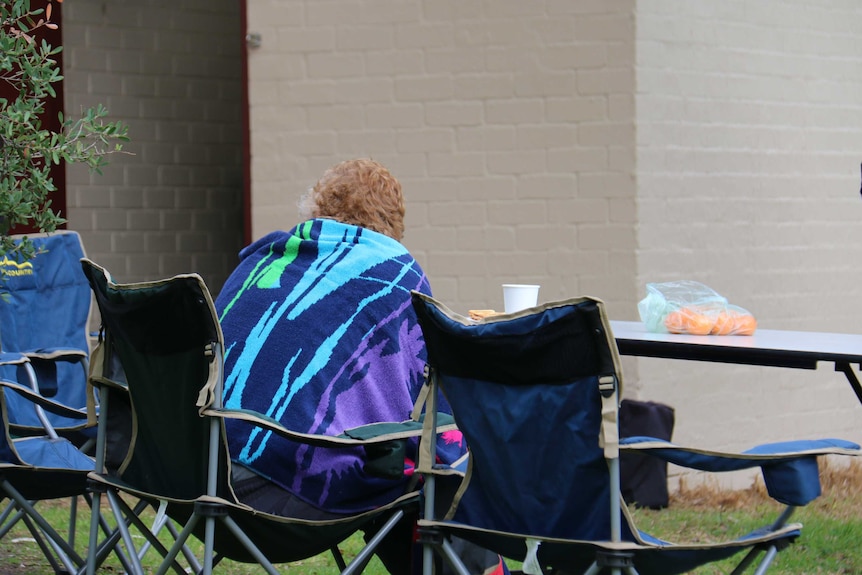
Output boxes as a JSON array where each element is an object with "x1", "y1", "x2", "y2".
[{"x1": 610, "y1": 320, "x2": 862, "y2": 370}]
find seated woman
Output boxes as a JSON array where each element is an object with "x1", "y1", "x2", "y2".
[{"x1": 215, "y1": 158, "x2": 505, "y2": 574}]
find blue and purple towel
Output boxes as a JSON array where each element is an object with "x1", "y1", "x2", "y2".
[{"x1": 216, "y1": 219, "x2": 464, "y2": 513}]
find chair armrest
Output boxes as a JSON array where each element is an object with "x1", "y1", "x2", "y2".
[
  {"x1": 88, "y1": 374, "x2": 128, "y2": 391},
  {"x1": 0, "y1": 351, "x2": 29, "y2": 367},
  {"x1": 22, "y1": 347, "x2": 88, "y2": 362},
  {"x1": 342, "y1": 413, "x2": 456, "y2": 440},
  {"x1": 0, "y1": 379, "x2": 89, "y2": 421},
  {"x1": 202, "y1": 406, "x2": 457, "y2": 448},
  {"x1": 620, "y1": 436, "x2": 860, "y2": 506}
]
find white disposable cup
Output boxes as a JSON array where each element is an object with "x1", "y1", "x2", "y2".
[{"x1": 502, "y1": 284, "x2": 540, "y2": 313}]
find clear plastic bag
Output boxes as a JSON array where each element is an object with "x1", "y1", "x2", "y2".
[{"x1": 637, "y1": 280, "x2": 757, "y2": 335}]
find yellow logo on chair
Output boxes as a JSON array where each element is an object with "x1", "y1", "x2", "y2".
[{"x1": 0, "y1": 257, "x2": 34, "y2": 277}]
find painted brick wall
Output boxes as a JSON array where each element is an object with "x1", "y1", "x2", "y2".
[
  {"x1": 635, "y1": 0, "x2": 862, "y2": 476},
  {"x1": 246, "y1": 0, "x2": 639, "y2": 317},
  {"x1": 63, "y1": 0, "x2": 244, "y2": 294}
]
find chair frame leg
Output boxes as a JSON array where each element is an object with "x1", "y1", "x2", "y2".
[
  {"x1": 20, "y1": 512, "x2": 73, "y2": 574},
  {"x1": 1, "y1": 479, "x2": 85, "y2": 572},
  {"x1": 206, "y1": 513, "x2": 282, "y2": 575},
  {"x1": 153, "y1": 512, "x2": 201, "y2": 575},
  {"x1": 583, "y1": 550, "x2": 640, "y2": 575},
  {"x1": 417, "y1": 524, "x2": 472, "y2": 575},
  {"x1": 161, "y1": 512, "x2": 203, "y2": 573},
  {"x1": 330, "y1": 544, "x2": 348, "y2": 571},
  {"x1": 85, "y1": 490, "x2": 146, "y2": 575},
  {"x1": 106, "y1": 493, "x2": 189, "y2": 575},
  {"x1": 752, "y1": 546, "x2": 779, "y2": 575},
  {"x1": 341, "y1": 508, "x2": 405, "y2": 575},
  {"x1": 439, "y1": 537, "x2": 473, "y2": 575}
]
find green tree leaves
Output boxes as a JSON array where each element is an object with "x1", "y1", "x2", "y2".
[{"x1": 0, "y1": 0, "x2": 129, "y2": 265}]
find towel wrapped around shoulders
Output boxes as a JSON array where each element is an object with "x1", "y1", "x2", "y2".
[{"x1": 216, "y1": 218, "x2": 464, "y2": 513}]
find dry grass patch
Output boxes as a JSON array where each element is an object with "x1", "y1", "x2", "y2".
[
  {"x1": 669, "y1": 457, "x2": 862, "y2": 514},
  {"x1": 631, "y1": 456, "x2": 862, "y2": 559}
]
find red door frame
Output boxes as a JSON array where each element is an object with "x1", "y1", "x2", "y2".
[{"x1": 240, "y1": 0, "x2": 251, "y2": 246}]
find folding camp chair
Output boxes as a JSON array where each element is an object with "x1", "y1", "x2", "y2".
[
  {"x1": 411, "y1": 292, "x2": 861, "y2": 575},
  {"x1": 82, "y1": 258, "x2": 442, "y2": 575},
  {"x1": 0, "y1": 375, "x2": 95, "y2": 574},
  {"x1": 0, "y1": 230, "x2": 101, "y2": 572},
  {"x1": 0, "y1": 230, "x2": 95, "y2": 445}
]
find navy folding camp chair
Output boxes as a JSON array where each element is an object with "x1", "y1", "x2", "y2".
[
  {"x1": 82, "y1": 259, "x2": 441, "y2": 575},
  {"x1": 411, "y1": 292, "x2": 861, "y2": 575},
  {"x1": 0, "y1": 230, "x2": 94, "y2": 444}
]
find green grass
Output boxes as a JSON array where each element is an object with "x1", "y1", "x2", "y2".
[
  {"x1": 0, "y1": 499, "x2": 389, "y2": 575},
  {"x1": 1, "y1": 459, "x2": 860, "y2": 573},
  {"x1": 628, "y1": 458, "x2": 862, "y2": 574}
]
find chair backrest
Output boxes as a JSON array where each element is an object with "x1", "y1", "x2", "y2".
[
  {"x1": 0, "y1": 231, "x2": 93, "y2": 430},
  {"x1": 82, "y1": 259, "x2": 230, "y2": 501},
  {"x1": 0, "y1": 231, "x2": 91, "y2": 354},
  {"x1": 412, "y1": 292, "x2": 636, "y2": 542}
]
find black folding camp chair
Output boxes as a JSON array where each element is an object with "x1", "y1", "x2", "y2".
[
  {"x1": 82, "y1": 258, "x2": 439, "y2": 575},
  {"x1": 411, "y1": 292, "x2": 861, "y2": 575}
]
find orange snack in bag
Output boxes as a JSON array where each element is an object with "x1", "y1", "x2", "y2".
[
  {"x1": 664, "y1": 307, "x2": 713, "y2": 335},
  {"x1": 639, "y1": 281, "x2": 757, "y2": 335},
  {"x1": 724, "y1": 308, "x2": 757, "y2": 335},
  {"x1": 710, "y1": 306, "x2": 757, "y2": 335},
  {"x1": 665, "y1": 305, "x2": 756, "y2": 336},
  {"x1": 709, "y1": 310, "x2": 735, "y2": 335}
]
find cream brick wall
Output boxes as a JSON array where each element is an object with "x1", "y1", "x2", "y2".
[
  {"x1": 246, "y1": 0, "x2": 638, "y2": 317},
  {"x1": 635, "y1": 0, "x2": 862, "y2": 479},
  {"x1": 63, "y1": 0, "x2": 244, "y2": 294}
]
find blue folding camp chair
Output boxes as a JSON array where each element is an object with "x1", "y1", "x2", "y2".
[
  {"x1": 0, "y1": 230, "x2": 94, "y2": 444},
  {"x1": 411, "y1": 292, "x2": 861, "y2": 575},
  {"x1": 0, "y1": 375, "x2": 95, "y2": 574},
  {"x1": 0, "y1": 230, "x2": 102, "y2": 572}
]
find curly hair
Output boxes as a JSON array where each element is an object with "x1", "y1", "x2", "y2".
[{"x1": 298, "y1": 158, "x2": 405, "y2": 241}]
